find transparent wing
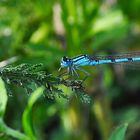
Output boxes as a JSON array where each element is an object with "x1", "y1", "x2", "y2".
[
  {"x1": 90, "y1": 52, "x2": 140, "y2": 69},
  {"x1": 114, "y1": 61, "x2": 140, "y2": 70},
  {"x1": 90, "y1": 52, "x2": 140, "y2": 60}
]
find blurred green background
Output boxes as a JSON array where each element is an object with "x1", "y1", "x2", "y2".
[{"x1": 0, "y1": 0, "x2": 140, "y2": 140}]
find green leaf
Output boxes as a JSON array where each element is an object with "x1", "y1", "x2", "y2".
[
  {"x1": 0, "y1": 118, "x2": 29, "y2": 140},
  {"x1": 0, "y1": 78, "x2": 29, "y2": 140},
  {"x1": 22, "y1": 87, "x2": 44, "y2": 140},
  {"x1": 108, "y1": 123, "x2": 128, "y2": 140},
  {"x1": 0, "y1": 77, "x2": 8, "y2": 118}
]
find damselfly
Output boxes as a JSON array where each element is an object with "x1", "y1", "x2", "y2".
[{"x1": 59, "y1": 52, "x2": 140, "y2": 77}]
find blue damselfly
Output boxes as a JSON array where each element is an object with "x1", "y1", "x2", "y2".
[{"x1": 59, "y1": 52, "x2": 140, "y2": 77}]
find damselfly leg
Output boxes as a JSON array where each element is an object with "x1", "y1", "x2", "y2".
[
  {"x1": 72, "y1": 66, "x2": 80, "y2": 78},
  {"x1": 58, "y1": 66, "x2": 78, "y2": 80},
  {"x1": 58, "y1": 66, "x2": 69, "y2": 78},
  {"x1": 75, "y1": 66, "x2": 90, "y2": 81},
  {"x1": 68, "y1": 66, "x2": 80, "y2": 79}
]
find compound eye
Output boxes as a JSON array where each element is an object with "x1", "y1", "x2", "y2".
[{"x1": 63, "y1": 56, "x2": 68, "y2": 62}]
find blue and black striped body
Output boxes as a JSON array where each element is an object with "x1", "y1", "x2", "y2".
[
  {"x1": 87, "y1": 55, "x2": 140, "y2": 66},
  {"x1": 60, "y1": 52, "x2": 140, "y2": 76}
]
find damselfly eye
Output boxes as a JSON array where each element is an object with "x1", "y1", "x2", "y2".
[{"x1": 63, "y1": 56, "x2": 68, "y2": 62}]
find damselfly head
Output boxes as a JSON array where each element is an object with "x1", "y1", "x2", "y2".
[
  {"x1": 63, "y1": 56, "x2": 68, "y2": 62},
  {"x1": 60, "y1": 56, "x2": 70, "y2": 68}
]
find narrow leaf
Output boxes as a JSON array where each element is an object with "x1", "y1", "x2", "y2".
[
  {"x1": 22, "y1": 87, "x2": 44, "y2": 140},
  {"x1": 0, "y1": 77, "x2": 8, "y2": 118},
  {"x1": 108, "y1": 123, "x2": 128, "y2": 140},
  {"x1": 0, "y1": 118, "x2": 29, "y2": 140}
]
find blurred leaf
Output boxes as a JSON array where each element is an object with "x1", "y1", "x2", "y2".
[
  {"x1": 66, "y1": 0, "x2": 77, "y2": 20},
  {"x1": 108, "y1": 123, "x2": 128, "y2": 140},
  {"x1": 118, "y1": 0, "x2": 140, "y2": 21},
  {"x1": 85, "y1": 10, "x2": 129, "y2": 42},
  {"x1": 0, "y1": 77, "x2": 7, "y2": 118},
  {"x1": 30, "y1": 23, "x2": 49, "y2": 43},
  {"x1": 94, "y1": 11, "x2": 126, "y2": 33},
  {"x1": 22, "y1": 87, "x2": 44, "y2": 140},
  {"x1": 0, "y1": 118, "x2": 29, "y2": 140},
  {"x1": 114, "y1": 108, "x2": 139, "y2": 124},
  {"x1": 0, "y1": 78, "x2": 29, "y2": 140},
  {"x1": 103, "y1": 66, "x2": 113, "y2": 87}
]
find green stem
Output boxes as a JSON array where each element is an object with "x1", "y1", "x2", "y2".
[{"x1": 0, "y1": 118, "x2": 30, "y2": 140}]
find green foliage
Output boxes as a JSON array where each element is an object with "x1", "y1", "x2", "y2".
[
  {"x1": 0, "y1": 0, "x2": 140, "y2": 140},
  {"x1": 0, "y1": 63, "x2": 91, "y2": 103},
  {"x1": 108, "y1": 123, "x2": 128, "y2": 140},
  {"x1": 0, "y1": 78, "x2": 29, "y2": 140},
  {"x1": 118, "y1": 0, "x2": 140, "y2": 20},
  {"x1": 0, "y1": 65, "x2": 91, "y2": 139},
  {"x1": 0, "y1": 77, "x2": 7, "y2": 118},
  {"x1": 22, "y1": 87, "x2": 44, "y2": 140}
]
